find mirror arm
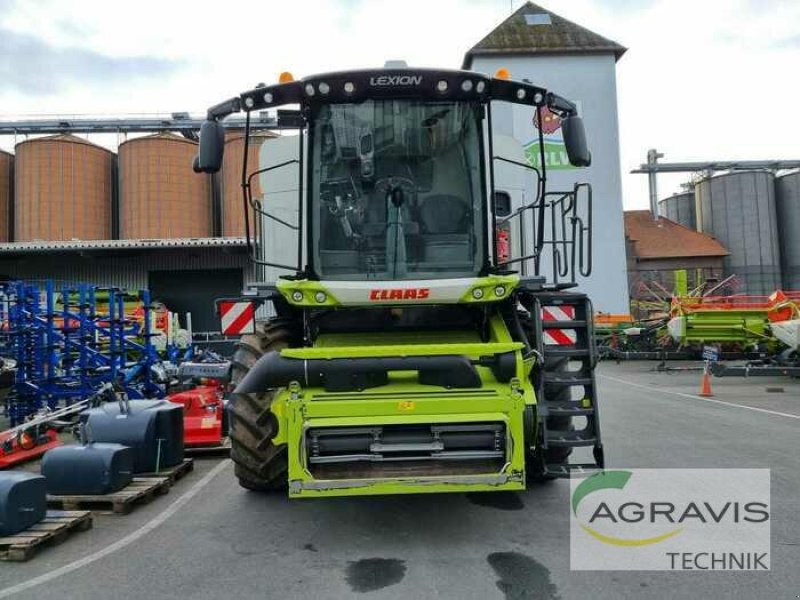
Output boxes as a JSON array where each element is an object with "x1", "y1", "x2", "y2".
[
  {"x1": 545, "y1": 92, "x2": 577, "y2": 117},
  {"x1": 207, "y1": 97, "x2": 242, "y2": 120}
]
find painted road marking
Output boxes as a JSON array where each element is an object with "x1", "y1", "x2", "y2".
[
  {"x1": 0, "y1": 460, "x2": 232, "y2": 599},
  {"x1": 599, "y1": 374, "x2": 800, "y2": 420}
]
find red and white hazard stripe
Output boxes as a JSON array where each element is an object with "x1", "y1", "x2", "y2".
[
  {"x1": 219, "y1": 301, "x2": 256, "y2": 336},
  {"x1": 541, "y1": 305, "x2": 577, "y2": 345}
]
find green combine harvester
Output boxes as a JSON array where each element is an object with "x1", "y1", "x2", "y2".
[{"x1": 194, "y1": 65, "x2": 603, "y2": 498}]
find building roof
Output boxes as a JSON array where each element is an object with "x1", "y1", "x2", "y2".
[
  {"x1": 463, "y1": 1, "x2": 626, "y2": 68},
  {"x1": 625, "y1": 210, "x2": 729, "y2": 260}
]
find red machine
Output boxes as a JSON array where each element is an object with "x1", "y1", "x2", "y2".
[
  {"x1": 168, "y1": 384, "x2": 225, "y2": 447},
  {"x1": 0, "y1": 428, "x2": 62, "y2": 469}
]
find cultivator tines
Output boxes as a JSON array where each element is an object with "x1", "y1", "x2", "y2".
[{"x1": 0, "y1": 280, "x2": 192, "y2": 426}]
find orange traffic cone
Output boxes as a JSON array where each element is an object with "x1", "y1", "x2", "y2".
[{"x1": 698, "y1": 366, "x2": 714, "y2": 397}]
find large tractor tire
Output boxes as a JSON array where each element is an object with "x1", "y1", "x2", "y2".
[{"x1": 229, "y1": 318, "x2": 297, "y2": 491}]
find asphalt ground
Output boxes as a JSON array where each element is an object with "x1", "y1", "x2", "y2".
[{"x1": 0, "y1": 361, "x2": 798, "y2": 599}]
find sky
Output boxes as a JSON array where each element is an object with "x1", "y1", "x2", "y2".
[{"x1": 1, "y1": 0, "x2": 799, "y2": 208}]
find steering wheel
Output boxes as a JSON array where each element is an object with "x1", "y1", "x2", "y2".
[{"x1": 374, "y1": 176, "x2": 417, "y2": 202}]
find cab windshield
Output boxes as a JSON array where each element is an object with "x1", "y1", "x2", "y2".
[{"x1": 310, "y1": 99, "x2": 486, "y2": 280}]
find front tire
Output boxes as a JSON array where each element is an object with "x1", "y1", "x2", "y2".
[{"x1": 229, "y1": 318, "x2": 297, "y2": 491}]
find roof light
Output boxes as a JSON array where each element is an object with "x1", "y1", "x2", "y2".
[
  {"x1": 291, "y1": 291, "x2": 303, "y2": 302},
  {"x1": 263, "y1": 92, "x2": 273, "y2": 104},
  {"x1": 494, "y1": 286, "x2": 506, "y2": 297},
  {"x1": 533, "y1": 92, "x2": 544, "y2": 104},
  {"x1": 243, "y1": 97, "x2": 255, "y2": 108},
  {"x1": 495, "y1": 68, "x2": 511, "y2": 80},
  {"x1": 314, "y1": 291, "x2": 327, "y2": 303},
  {"x1": 318, "y1": 82, "x2": 330, "y2": 95},
  {"x1": 279, "y1": 71, "x2": 295, "y2": 83},
  {"x1": 436, "y1": 80, "x2": 448, "y2": 93},
  {"x1": 305, "y1": 84, "x2": 315, "y2": 96},
  {"x1": 344, "y1": 81, "x2": 355, "y2": 94},
  {"x1": 472, "y1": 288, "x2": 484, "y2": 300},
  {"x1": 476, "y1": 80, "x2": 486, "y2": 93},
  {"x1": 461, "y1": 80, "x2": 473, "y2": 92},
  {"x1": 516, "y1": 88, "x2": 526, "y2": 100}
]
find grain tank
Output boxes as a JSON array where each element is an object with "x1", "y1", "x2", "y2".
[
  {"x1": 776, "y1": 171, "x2": 800, "y2": 290},
  {"x1": 658, "y1": 190, "x2": 695, "y2": 230},
  {"x1": 14, "y1": 134, "x2": 113, "y2": 241},
  {"x1": 119, "y1": 133, "x2": 211, "y2": 239},
  {"x1": 0, "y1": 150, "x2": 11, "y2": 242},
  {"x1": 695, "y1": 171, "x2": 781, "y2": 294}
]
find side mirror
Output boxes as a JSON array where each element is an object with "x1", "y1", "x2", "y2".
[
  {"x1": 561, "y1": 115, "x2": 591, "y2": 167},
  {"x1": 194, "y1": 120, "x2": 225, "y2": 174}
]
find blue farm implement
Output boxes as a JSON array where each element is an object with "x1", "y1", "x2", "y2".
[{"x1": 0, "y1": 280, "x2": 193, "y2": 427}]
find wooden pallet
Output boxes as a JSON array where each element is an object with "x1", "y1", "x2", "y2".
[
  {"x1": 138, "y1": 458, "x2": 194, "y2": 485},
  {"x1": 0, "y1": 510, "x2": 92, "y2": 562},
  {"x1": 46, "y1": 477, "x2": 170, "y2": 515},
  {"x1": 184, "y1": 437, "x2": 231, "y2": 457}
]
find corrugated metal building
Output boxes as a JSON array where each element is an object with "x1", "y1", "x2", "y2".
[{"x1": 0, "y1": 238, "x2": 255, "y2": 337}]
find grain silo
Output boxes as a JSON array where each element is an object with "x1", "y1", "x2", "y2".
[
  {"x1": 0, "y1": 150, "x2": 12, "y2": 242},
  {"x1": 658, "y1": 191, "x2": 696, "y2": 230},
  {"x1": 119, "y1": 133, "x2": 211, "y2": 239},
  {"x1": 221, "y1": 131, "x2": 276, "y2": 238},
  {"x1": 15, "y1": 134, "x2": 113, "y2": 241},
  {"x1": 695, "y1": 171, "x2": 781, "y2": 294},
  {"x1": 776, "y1": 171, "x2": 800, "y2": 290}
]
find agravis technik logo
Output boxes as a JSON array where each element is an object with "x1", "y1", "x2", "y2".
[{"x1": 570, "y1": 469, "x2": 771, "y2": 571}]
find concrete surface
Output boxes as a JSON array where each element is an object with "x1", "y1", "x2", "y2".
[{"x1": 0, "y1": 361, "x2": 798, "y2": 599}]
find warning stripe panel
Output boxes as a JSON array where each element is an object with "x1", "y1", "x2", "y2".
[
  {"x1": 541, "y1": 305, "x2": 577, "y2": 345},
  {"x1": 220, "y1": 301, "x2": 256, "y2": 335},
  {"x1": 541, "y1": 306, "x2": 575, "y2": 321}
]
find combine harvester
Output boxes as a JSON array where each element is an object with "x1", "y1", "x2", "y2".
[{"x1": 194, "y1": 63, "x2": 604, "y2": 497}]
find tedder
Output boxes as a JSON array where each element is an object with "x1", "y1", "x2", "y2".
[{"x1": 194, "y1": 64, "x2": 603, "y2": 497}]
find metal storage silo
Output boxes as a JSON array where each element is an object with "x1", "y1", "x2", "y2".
[
  {"x1": 658, "y1": 191, "x2": 696, "y2": 230},
  {"x1": 0, "y1": 150, "x2": 11, "y2": 242},
  {"x1": 15, "y1": 134, "x2": 113, "y2": 241},
  {"x1": 222, "y1": 131, "x2": 276, "y2": 238},
  {"x1": 119, "y1": 133, "x2": 211, "y2": 239},
  {"x1": 776, "y1": 171, "x2": 800, "y2": 290},
  {"x1": 695, "y1": 171, "x2": 781, "y2": 294}
]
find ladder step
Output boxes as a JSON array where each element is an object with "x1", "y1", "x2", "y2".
[
  {"x1": 542, "y1": 320, "x2": 586, "y2": 329},
  {"x1": 543, "y1": 401, "x2": 595, "y2": 417},
  {"x1": 546, "y1": 430, "x2": 597, "y2": 447},
  {"x1": 542, "y1": 346, "x2": 590, "y2": 357},
  {"x1": 545, "y1": 463, "x2": 602, "y2": 477},
  {"x1": 542, "y1": 372, "x2": 593, "y2": 386}
]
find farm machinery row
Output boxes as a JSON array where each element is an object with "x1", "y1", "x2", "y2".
[
  {"x1": 596, "y1": 288, "x2": 800, "y2": 376},
  {"x1": 0, "y1": 280, "x2": 230, "y2": 467}
]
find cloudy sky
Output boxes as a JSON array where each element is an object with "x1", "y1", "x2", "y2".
[{"x1": 1, "y1": 0, "x2": 798, "y2": 208}]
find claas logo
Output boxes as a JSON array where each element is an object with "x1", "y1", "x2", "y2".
[
  {"x1": 533, "y1": 105, "x2": 561, "y2": 135},
  {"x1": 369, "y1": 288, "x2": 431, "y2": 301}
]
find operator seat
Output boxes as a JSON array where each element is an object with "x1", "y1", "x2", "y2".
[{"x1": 418, "y1": 194, "x2": 472, "y2": 267}]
